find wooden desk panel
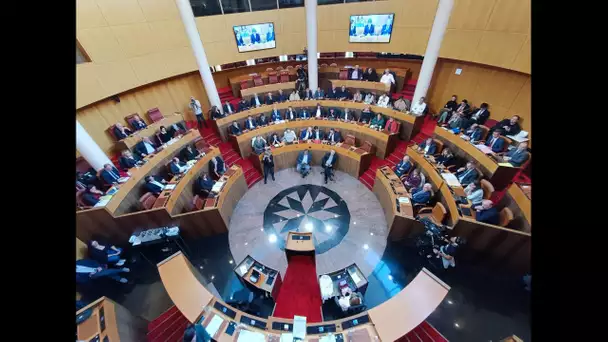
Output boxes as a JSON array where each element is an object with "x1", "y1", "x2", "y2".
[
  {"x1": 216, "y1": 166, "x2": 247, "y2": 226},
  {"x1": 331, "y1": 79, "x2": 390, "y2": 93},
  {"x1": 76, "y1": 206, "x2": 126, "y2": 243},
  {"x1": 240, "y1": 81, "x2": 296, "y2": 99},
  {"x1": 213, "y1": 100, "x2": 423, "y2": 142},
  {"x1": 115, "y1": 113, "x2": 184, "y2": 151},
  {"x1": 77, "y1": 297, "x2": 147, "y2": 342},
  {"x1": 499, "y1": 183, "x2": 531, "y2": 233},
  {"x1": 286, "y1": 232, "x2": 315, "y2": 252}
]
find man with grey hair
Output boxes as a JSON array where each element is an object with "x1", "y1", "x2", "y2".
[
  {"x1": 474, "y1": 200, "x2": 499, "y2": 225},
  {"x1": 411, "y1": 183, "x2": 433, "y2": 205}
]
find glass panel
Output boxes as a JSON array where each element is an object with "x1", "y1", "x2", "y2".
[
  {"x1": 221, "y1": 0, "x2": 251, "y2": 13},
  {"x1": 279, "y1": 0, "x2": 304, "y2": 8},
  {"x1": 345, "y1": 0, "x2": 373, "y2": 3},
  {"x1": 250, "y1": 0, "x2": 278, "y2": 11},
  {"x1": 318, "y1": 0, "x2": 344, "y2": 5},
  {"x1": 190, "y1": 0, "x2": 223, "y2": 16}
]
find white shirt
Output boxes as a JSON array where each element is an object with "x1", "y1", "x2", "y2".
[
  {"x1": 303, "y1": 131, "x2": 311, "y2": 140},
  {"x1": 328, "y1": 132, "x2": 335, "y2": 142},
  {"x1": 411, "y1": 102, "x2": 427, "y2": 115},
  {"x1": 76, "y1": 265, "x2": 97, "y2": 273},
  {"x1": 351, "y1": 69, "x2": 359, "y2": 79},
  {"x1": 343, "y1": 111, "x2": 350, "y2": 121},
  {"x1": 301, "y1": 154, "x2": 308, "y2": 164},
  {"x1": 150, "y1": 180, "x2": 165, "y2": 189},
  {"x1": 143, "y1": 142, "x2": 155, "y2": 154},
  {"x1": 247, "y1": 119, "x2": 254, "y2": 128},
  {"x1": 190, "y1": 99, "x2": 202, "y2": 115},
  {"x1": 325, "y1": 153, "x2": 334, "y2": 166},
  {"x1": 315, "y1": 130, "x2": 321, "y2": 140},
  {"x1": 472, "y1": 109, "x2": 484, "y2": 119},
  {"x1": 283, "y1": 130, "x2": 296, "y2": 142},
  {"x1": 316, "y1": 108, "x2": 322, "y2": 118},
  {"x1": 424, "y1": 144, "x2": 431, "y2": 154},
  {"x1": 380, "y1": 73, "x2": 395, "y2": 86},
  {"x1": 289, "y1": 93, "x2": 300, "y2": 101},
  {"x1": 226, "y1": 104, "x2": 233, "y2": 114},
  {"x1": 254, "y1": 96, "x2": 261, "y2": 107},
  {"x1": 338, "y1": 295, "x2": 351, "y2": 311},
  {"x1": 364, "y1": 94, "x2": 374, "y2": 104},
  {"x1": 377, "y1": 95, "x2": 389, "y2": 108},
  {"x1": 286, "y1": 110, "x2": 295, "y2": 120}
]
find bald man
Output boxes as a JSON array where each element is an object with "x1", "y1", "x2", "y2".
[
  {"x1": 503, "y1": 142, "x2": 530, "y2": 167},
  {"x1": 411, "y1": 183, "x2": 433, "y2": 205}
]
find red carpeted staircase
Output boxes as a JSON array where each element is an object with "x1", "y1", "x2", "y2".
[
  {"x1": 392, "y1": 79, "x2": 417, "y2": 102},
  {"x1": 273, "y1": 255, "x2": 323, "y2": 323},
  {"x1": 359, "y1": 140, "x2": 408, "y2": 190},
  {"x1": 218, "y1": 86, "x2": 241, "y2": 109},
  {"x1": 146, "y1": 305, "x2": 190, "y2": 342},
  {"x1": 395, "y1": 320, "x2": 449, "y2": 342}
]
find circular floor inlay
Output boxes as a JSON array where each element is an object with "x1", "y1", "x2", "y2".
[{"x1": 264, "y1": 184, "x2": 350, "y2": 255}]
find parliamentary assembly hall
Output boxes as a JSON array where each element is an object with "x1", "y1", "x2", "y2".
[{"x1": 75, "y1": 0, "x2": 531, "y2": 341}]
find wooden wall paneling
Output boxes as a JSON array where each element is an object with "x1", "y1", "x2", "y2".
[
  {"x1": 448, "y1": 0, "x2": 497, "y2": 31},
  {"x1": 165, "y1": 74, "x2": 209, "y2": 122},
  {"x1": 77, "y1": 27, "x2": 127, "y2": 63},
  {"x1": 94, "y1": 60, "x2": 141, "y2": 96},
  {"x1": 160, "y1": 47, "x2": 198, "y2": 76},
  {"x1": 77, "y1": 0, "x2": 108, "y2": 30},
  {"x1": 76, "y1": 238, "x2": 88, "y2": 260},
  {"x1": 398, "y1": 0, "x2": 439, "y2": 28},
  {"x1": 149, "y1": 20, "x2": 190, "y2": 51},
  {"x1": 507, "y1": 77, "x2": 530, "y2": 132},
  {"x1": 76, "y1": 207, "x2": 126, "y2": 244},
  {"x1": 132, "y1": 82, "x2": 179, "y2": 122},
  {"x1": 510, "y1": 36, "x2": 531, "y2": 74},
  {"x1": 110, "y1": 22, "x2": 157, "y2": 59},
  {"x1": 439, "y1": 29, "x2": 483, "y2": 61},
  {"x1": 137, "y1": 0, "x2": 181, "y2": 22},
  {"x1": 472, "y1": 31, "x2": 527, "y2": 69},
  {"x1": 485, "y1": 0, "x2": 530, "y2": 34},
  {"x1": 78, "y1": 105, "x2": 117, "y2": 155},
  {"x1": 94, "y1": 0, "x2": 147, "y2": 26},
  {"x1": 115, "y1": 208, "x2": 174, "y2": 235},
  {"x1": 128, "y1": 51, "x2": 171, "y2": 85}
]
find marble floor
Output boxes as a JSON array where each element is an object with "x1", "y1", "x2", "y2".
[{"x1": 229, "y1": 166, "x2": 388, "y2": 278}]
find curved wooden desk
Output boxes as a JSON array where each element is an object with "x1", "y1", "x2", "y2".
[
  {"x1": 76, "y1": 297, "x2": 147, "y2": 342},
  {"x1": 499, "y1": 183, "x2": 531, "y2": 233},
  {"x1": 231, "y1": 118, "x2": 398, "y2": 159},
  {"x1": 115, "y1": 112, "x2": 184, "y2": 151},
  {"x1": 330, "y1": 79, "x2": 390, "y2": 93},
  {"x1": 240, "y1": 81, "x2": 296, "y2": 99},
  {"x1": 158, "y1": 251, "x2": 449, "y2": 341},
  {"x1": 251, "y1": 142, "x2": 373, "y2": 179},
  {"x1": 213, "y1": 100, "x2": 423, "y2": 142},
  {"x1": 234, "y1": 255, "x2": 283, "y2": 300}
]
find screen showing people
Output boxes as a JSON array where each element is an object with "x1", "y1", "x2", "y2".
[
  {"x1": 349, "y1": 14, "x2": 394, "y2": 43},
  {"x1": 234, "y1": 23, "x2": 276, "y2": 53}
]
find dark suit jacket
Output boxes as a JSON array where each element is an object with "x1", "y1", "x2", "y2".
[
  {"x1": 146, "y1": 180, "x2": 164, "y2": 195},
  {"x1": 265, "y1": 96, "x2": 276, "y2": 105},
  {"x1": 250, "y1": 96, "x2": 262, "y2": 107},
  {"x1": 314, "y1": 90, "x2": 325, "y2": 99},
  {"x1": 132, "y1": 120, "x2": 147, "y2": 130},
  {"x1": 300, "y1": 130, "x2": 313, "y2": 140},
  {"x1": 238, "y1": 101, "x2": 250, "y2": 112},
  {"x1": 303, "y1": 89, "x2": 314, "y2": 99},
  {"x1": 465, "y1": 128, "x2": 483, "y2": 142},
  {"x1": 492, "y1": 119, "x2": 521, "y2": 136},
  {"x1": 76, "y1": 259, "x2": 103, "y2": 284},
  {"x1": 270, "y1": 110, "x2": 283, "y2": 121},
  {"x1": 119, "y1": 156, "x2": 138, "y2": 170},
  {"x1": 113, "y1": 126, "x2": 132, "y2": 140},
  {"x1": 359, "y1": 110, "x2": 373, "y2": 123},
  {"x1": 326, "y1": 131, "x2": 341, "y2": 143},
  {"x1": 209, "y1": 158, "x2": 225, "y2": 176},
  {"x1": 82, "y1": 192, "x2": 100, "y2": 206},
  {"x1": 418, "y1": 141, "x2": 437, "y2": 155},
  {"x1": 411, "y1": 187, "x2": 431, "y2": 204},
  {"x1": 313, "y1": 107, "x2": 326, "y2": 118},
  {"x1": 328, "y1": 90, "x2": 340, "y2": 99},
  {"x1": 284, "y1": 109, "x2": 298, "y2": 121},
  {"x1": 456, "y1": 168, "x2": 478, "y2": 186},
  {"x1": 245, "y1": 118, "x2": 257, "y2": 130},
  {"x1": 181, "y1": 148, "x2": 198, "y2": 161},
  {"x1": 230, "y1": 124, "x2": 242, "y2": 135},
  {"x1": 327, "y1": 110, "x2": 340, "y2": 120},
  {"x1": 170, "y1": 161, "x2": 186, "y2": 174},
  {"x1": 321, "y1": 153, "x2": 338, "y2": 168},
  {"x1": 278, "y1": 93, "x2": 287, "y2": 102},
  {"x1": 362, "y1": 71, "x2": 378, "y2": 82},
  {"x1": 485, "y1": 136, "x2": 505, "y2": 153},
  {"x1": 477, "y1": 207, "x2": 500, "y2": 225},
  {"x1": 257, "y1": 115, "x2": 269, "y2": 126},
  {"x1": 506, "y1": 149, "x2": 529, "y2": 167},
  {"x1": 470, "y1": 108, "x2": 490, "y2": 125},
  {"x1": 341, "y1": 110, "x2": 357, "y2": 121},
  {"x1": 297, "y1": 151, "x2": 311, "y2": 165},
  {"x1": 349, "y1": 68, "x2": 363, "y2": 80},
  {"x1": 100, "y1": 167, "x2": 121, "y2": 184},
  {"x1": 223, "y1": 103, "x2": 235, "y2": 114},
  {"x1": 300, "y1": 110, "x2": 310, "y2": 119},
  {"x1": 394, "y1": 160, "x2": 412, "y2": 176},
  {"x1": 198, "y1": 177, "x2": 215, "y2": 193},
  {"x1": 135, "y1": 140, "x2": 157, "y2": 156}
]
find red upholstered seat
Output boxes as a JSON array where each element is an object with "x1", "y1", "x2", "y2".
[
  {"x1": 268, "y1": 72, "x2": 278, "y2": 84},
  {"x1": 253, "y1": 75, "x2": 263, "y2": 86},
  {"x1": 140, "y1": 192, "x2": 157, "y2": 210},
  {"x1": 240, "y1": 79, "x2": 250, "y2": 90},
  {"x1": 147, "y1": 107, "x2": 164, "y2": 123},
  {"x1": 339, "y1": 69, "x2": 349, "y2": 80},
  {"x1": 279, "y1": 71, "x2": 290, "y2": 83}
]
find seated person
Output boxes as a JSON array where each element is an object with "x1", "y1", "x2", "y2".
[
  {"x1": 158, "y1": 126, "x2": 174, "y2": 144},
  {"x1": 350, "y1": 65, "x2": 363, "y2": 80},
  {"x1": 258, "y1": 113, "x2": 269, "y2": 126},
  {"x1": 245, "y1": 115, "x2": 257, "y2": 130},
  {"x1": 88, "y1": 240, "x2": 125, "y2": 266},
  {"x1": 135, "y1": 136, "x2": 157, "y2": 158},
  {"x1": 300, "y1": 126, "x2": 314, "y2": 141},
  {"x1": 296, "y1": 149, "x2": 312, "y2": 178},
  {"x1": 197, "y1": 173, "x2": 216, "y2": 196},
  {"x1": 282, "y1": 129, "x2": 297, "y2": 144},
  {"x1": 250, "y1": 93, "x2": 263, "y2": 108},
  {"x1": 265, "y1": 92, "x2": 276, "y2": 105},
  {"x1": 502, "y1": 142, "x2": 530, "y2": 167},
  {"x1": 230, "y1": 121, "x2": 242, "y2": 136},
  {"x1": 100, "y1": 163, "x2": 121, "y2": 185},
  {"x1": 113, "y1": 123, "x2": 132, "y2": 140},
  {"x1": 252, "y1": 135, "x2": 267, "y2": 155},
  {"x1": 376, "y1": 93, "x2": 390, "y2": 108},
  {"x1": 327, "y1": 86, "x2": 339, "y2": 100},
  {"x1": 268, "y1": 132, "x2": 282, "y2": 146},
  {"x1": 299, "y1": 107, "x2": 311, "y2": 119},
  {"x1": 327, "y1": 108, "x2": 339, "y2": 120},
  {"x1": 341, "y1": 108, "x2": 357, "y2": 122},
  {"x1": 474, "y1": 199, "x2": 500, "y2": 225},
  {"x1": 238, "y1": 98, "x2": 250, "y2": 112},
  {"x1": 411, "y1": 183, "x2": 433, "y2": 205},
  {"x1": 82, "y1": 184, "x2": 104, "y2": 206},
  {"x1": 432, "y1": 236, "x2": 466, "y2": 269},
  {"x1": 76, "y1": 259, "x2": 130, "y2": 284},
  {"x1": 118, "y1": 150, "x2": 141, "y2": 170},
  {"x1": 313, "y1": 126, "x2": 324, "y2": 140},
  {"x1": 402, "y1": 168, "x2": 421, "y2": 191},
  {"x1": 359, "y1": 106, "x2": 373, "y2": 124},
  {"x1": 469, "y1": 102, "x2": 490, "y2": 125},
  {"x1": 209, "y1": 156, "x2": 227, "y2": 178},
  {"x1": 394, "y1": 155, "x2": 412, "y2": 177},
  {"x1": 314, "y1": 87, "x2": 325, "y2": 100},
  {"x1": 384, "y1": 117, "x2": 399, "y2": 134},
  {"x1": 437, "y1": 95, "x2": 459, "y2": 123},
  {"x1": 145, "y1": 175, "x2": 167, "y2": 195},
  {"x1": 181, "y1": 145, "x2": 201, "y2": 161},
  {"x1": 363, "y1": 92, "x2": 376, "y2": 105},
  {"x1": 277, "y1": 89, "x2": 288, "y2": 102},
  {"x1": 485, "y1": 130, "x2": 505, "y2": 153},
  {"x1": 209, "y1": 106, "x2": 224, "y2": 120},
  {"x1": 454, "y1": 99, "x2": 471, "y2": 117},
  {"x1": 489, "y1": 115, "x2": 521, "y2": 136},
  {"x1": 326, "y1": 128, "x2": 341, "y2": 144},
  {"x1": 335, "y1": 289, "x2": 363, "y2": 312},
  {"x1": 270, "y1": 105, "x2": 283, "y2": 122},
  {"x1": 393, "y1": 96, "x2": 410, "y2": 112},
  {"x1": 446, "y1": 112, "x2": 465, "y2": 130},
  {"x1": 461, "y1": 123, "x2": 483, "y2": 143},
  {"x1": 352, "y1": 90, "x2": 363, "y2": 103},
  {"x1": 435, "y1": 148, "x2": 455, "y2": 168},
  {"x1": 370, "y1": 113, "x2": 385, "y2": 130},
  {"x1": 223, "y1": 101, "x2": 235, "y2": 115},
  {"x1": 131, "y1": 115, "x2": 147, "y2": 130},
  {"x1": 464, "y1": 181, "x2": 484, "y2": 205},
  {"x1": 288, "y1": 90, "x2": 301, "y2": 101},
  {"x1": 455, "y1": 162, "x2": 478, "y2": 186},
  {"x1": 182, "y1": 323, "x2": 213, "y2": 342},
  {"x1": 321, "y1": 149, "x2": 338, "y2": 184},
  {"x1": 284, "y1": 106, "x2": 298, "y2": 121},
  {"x1": 169, "y1": 157, "x2": 188, "y2": 175},
  {"x1": 314, "y1": 103, "x2": 325, "y2": 118},
  {"x1": 303, "y1": 88, "x2": 313, "y2": 100},
  {"x1": 410, "y1": 97, "x2": 427, "y2": 116},
  {"x1": 417, "y1": 138, "x2": 437, "y2": 156},
  {"x1": 338, "y1": 86, "x2": 351, "y2": 101}
]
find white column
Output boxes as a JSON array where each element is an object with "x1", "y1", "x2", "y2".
[
  {"x1": 412, "y1": 0, "x2": 454, "y2": 105},
  {"x1": 175, "y1": 0, "x2": 223, "y2": 112},
  {"x1": 305, "y1": 0, "x2": 318, "y2": 91},
  {"x1": 76, "y1": 121, "x2": 112, "y2": 170}
]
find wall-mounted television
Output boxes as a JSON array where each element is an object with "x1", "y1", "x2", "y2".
[
  {"x1": 233, "y1": 22, "x2": 276, "y2": 53},
  {"x1": 349, "y1": 14, "x2": 394, "y2": 43}
]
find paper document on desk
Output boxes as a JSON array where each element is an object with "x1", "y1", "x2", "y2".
[
  {"x1": 239, "y1": 265, "x2": 248, "y2": 275},
  {"x1": 350, "y1": 271, "x2": 362, "y2": 285},
  {"x1": 398, "y1": 197, "x2": 410, "y2": 204},
  {"x1": 211, "y1": 181, "x2": 225, "y2": 193},
  {"x1": 280, "y1": 333, "x2": 294, "y2": 342},
  {"x1": 165, "y1": 226, "x2": 180, "y2": 236},
  {"x1": 474, "y1": 144, "x2": 493, "y2": 154},
  {"x1": 237, "y1": 330, "x2": 266, "y2": 342},
  {"x1": 117, "y1": 177, "x2": 130, "y2": 183},
  {"x1": 293, "y1": 315, "x2": 307, "y2": 340},
  {"x1": 498, "y1": 162, "x2": 515, "y2": 167},
  {"x1": 319, "y1": 334, "x2": 337, "y2": 342},
  {"x1": 205, "y1": 315, "x2": 224, "y2": 337},
  {"x1": 94, "y1": 195, "x2": 113, "y2": 207},
  {"x1": 441, "y1": 173, "x2": 462, "y2": 187},
  {"x1": 164, "y1": 184, "x2": 176, "y2": 190}
]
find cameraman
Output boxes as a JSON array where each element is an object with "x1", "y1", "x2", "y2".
[{"x1": 432, "y1": 236, "x2": 466, "y2": 269}]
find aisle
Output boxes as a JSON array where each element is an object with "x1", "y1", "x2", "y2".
[{"x1": 272, "y1": 255, "x2": 323, "y2": 323}]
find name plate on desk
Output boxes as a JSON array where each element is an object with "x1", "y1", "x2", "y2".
[
  {"x1": 292, "y1": 235, "x2": 311, "y2": 240},
  {"x1": 272, "y1": 322, "x2": 293, "y2": 331},
  {"x1": 239, "y1": 315, "x2": 267, "y2": 329},
  {"x1": 341, "y1": 314, "x2": 370, "y2": 330},
  {"x1": 213, "y1": 302, "x2": 237, "y2": 319},
  {"x1": 307, "y1": 324, "x2": 337, "y2": 335}
]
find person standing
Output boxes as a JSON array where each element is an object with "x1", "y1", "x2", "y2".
[
  {"x1": 296, "y1": 149, "x2": 311, "y2": 178},
  {"x1": 189, "y1": 96, "x2": 207, "y2": 129},
  {"x1": 262, "y1": 148, "x2": 275, "y2": 184},
  {"x1": 321, "y1": 149, "x2": 338, "y2": 184}
]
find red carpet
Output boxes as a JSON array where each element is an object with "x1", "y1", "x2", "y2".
[{"x1": 273, "y1": 255, "x2": 323, "y2": 323}]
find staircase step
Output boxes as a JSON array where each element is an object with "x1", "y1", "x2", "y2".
[
  {"x1": 359, "y1": 177, "x2": 373, "y2": 190},
  {"x1": 415, "y1": 326, "x2": 434, "y2": 342},
  {"x1": 147, "y1": 306, "x2": 180, "y2": 333},
  {"x1": 419, "y1": 321, "x2": 448, "y2": 342},
  {"x1": 164, "y1": 319, "x2": 190, "y2": 342},
  {"x1": 147, "y1": 311, "x2": 187, "y2": 342}
]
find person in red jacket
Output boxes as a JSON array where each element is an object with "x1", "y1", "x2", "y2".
[{"x1": 384, "y1": 117, "x2": 399, "y2": 134}]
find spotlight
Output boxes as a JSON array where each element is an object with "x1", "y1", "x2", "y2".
[
  {"x1": 260, "y1": 228, "x2": 264, "y2": 231},
  {"x1": 211, "y1": 275, "x2": 215, "y2": 280},
  {"x1": 363, "y1": 244, "x2": 369, "y2": 250},
  {"x1": 229, "y1": 260, "x2": 233, "y2": 264},
  {"x1": 244, "y1": 242, "x2": 248, "y2": 246},
  {"x1": 353, "y1": 222, "x2": 356, "y2": 225},
  {"x1": 447, "y1": 300, "x2": 453, "y2": 304},
  {"x1": 454, "y1": 323, "x2": 460, "y2": 328},
  {"x1": 325, "y1": 225, "x2": 332, "y2": 232},
  {"x1": 370, "y1": 232, "x2": 374, "y2": 236},
  {"x1": 268, "y1": 234, "x2": 277, "y2": 243}
]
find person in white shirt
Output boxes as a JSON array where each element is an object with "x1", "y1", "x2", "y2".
[
  {"x1": 251, "y1": 93, "x2": 262, "y2": 108},
  {"x1": 363, "y1": 92, "x2": 376, "y2": 105},
  {"x1": 284, "y1": 106, "x2": 297, "y2": 121},
  {"x1": 315, "y1": 103, "x2": 324, "y2": 118},
  {"x1": 410, "y1": 97, "x2": 427, "y2": 116},
  {"x1": 289, "y1": 90, "x2": 300, "y2": 101},
  {"x1": 350, "y1": 65, "x2": 362, "y2": 80},
  {"x1": 379, "y1": 69, "x2": 395, "y2": 90},
  {"x1": 464, "y1": 181, "x2": 484, "y2": 205},
  {"x1": 189, "y1": 96, "x2": 206, "y2": 129},
  {"x1": 335, "y1": 290, "x2": 362, "y2": 312},
  {"x1": 341, "y1": 108, "x2": 355, "y2": 122},
  {"x1": 300, "y1": 126, "x2": 313, "y2": 141},
  {"x1": 170, "y1": 157, "x2": 188, "y2": 174},
  {"x1": 377, "y1": 93, "x2": 390, "y2": 108},
  {"x1": 282, "y1": 129, "x2": 297, "y2": 144}
]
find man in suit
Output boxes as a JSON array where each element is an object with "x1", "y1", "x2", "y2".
[
  {"x1": 303, "y1": 88, "x2": 314, "y2": 100},
  {"x1": 411, "y1": 183, "x2": 433, "y2": 205},
  {"x1": 258, "y1": 113, "x2": 269, "y2": 126},
  {"x1": 326, "y1": 128, "x2": 341, "y2": 145},
  {"x1": 454, "y1": 99, "x2": 471, "y2": 117},
  {"x1": 314, "y1": 87, "x2": 325, "y2": 100},
  {"x1": 485, "y1": 130, "x2": 505, "y2": 153},
  {"x1": 262, "y1": 148, "x2": 275, "y2": 184},
  {"x1": 296, "y1": 149, "x2": 312, "y2": 178},
  {"x1": 250, "y1": 29, "x2": 261, "y2": 44},
  {"x1": 209, "y1": 106, "x2": 224, "y2": 120},
  {"x1": 489, "y1": 115, "x2": 522, "y2": 136},
  {"x1": 327, "y1": 108, "x2": 339, "y2": 120},
  {"x1": 135, "y1": 136, "x2": 157, "y2": 157},
  {"x1": 277, "y1": 89, "x2": 288, "y2": 102},
  {"x1": 359, "y1": 106, "x2": 373, "y2": 124},
  {"x1": 223, "y1": 101, "x2": 235, "y2": 115},
  {"x1": 113, "y1": 123, "x2": 132, "y2": 140},
  {"x1": 181, "y1": 145, "x2": 201, "y2": 162},
  {"x1": 469, "y1": 103, "x2": 490, "y2": 125},
  {"x1": 313, "y1": 126, "x2": 324, "y2": 141},
  {"x1": 474, "y1": 200, "x2": 500, "y2": 225},
  {"x1": 417, "y1": 138, "x2": 437, "y2": 156},
  {"x1": 502, "y1": 142, "x2": 530, "y2": 167},
  {"x1": 284, "y1": 106, "x2": 298, "y2": 121},
  {"x1": 461, "y1": 123, "x2": 483, "y2": 143},
  {"x1": 394, "y1": 155, "x2": 412, "y2": 177},
  {"x1": 131, "y1": 115, "x2": 147, "y2": 130},
  {"x1": 300, "y1": 107, "x2": 311, "y2": 119},
  {"x1": 250, "y1": 93, "x2": 263, "y2": 108},
  {"x1": 321, "y1": 149, "x2": 339, "y2": 184},
  {"x1": 210, "y1": 156, "x2": 226, "y2": 179},
  {"x1": 270, "y1": 105, "x2": 283, "y2": 122},
  {"x1": 118, "y1": 150, "x2": 141, "y2": 170},
  {"x1": 328, "y1": 86, "x2": 339, "y2": 100},
  {"x1": 384, "y1": 117, "x2": 399, "y2": 134},
  {"x1": 245, "y1": 115, "x2": 257, "y2": 130},
  {"x1": 363, "y1": 19, "x2": 375, "y2": 36},
  {"x1": 266, "y1": 27, "x2": 275, "y2": 42},
  {"x1": 238, "y1": 98, "x2": 250, "y2": 112},
  {"x1": 100, "y1": 163, "x2": 121, "y2": 185},
  {"x1": 338, "y1": 86, "x2": 351, "y2": 101},
  {"x1": 265, "y1": 92, "x2": 276, "y2": 105},
  {"x1": 381, "y1": 17, "x2": 393, "y2": 35},
  {"x1": 455, "y1": 162, "x2": 478, "y2": 186},
  {"x1": 341, "y1": 108, "x2": 356, "y2": 122},
  {"x1": 349, "y1": 65, "x2": 363, "y2": 80},
  {"x1": 230, "y1": 121, "x2": 242, "y2": 136},
  {"x1": 300, "y1": 126, "x2": 314, "y2": 141},
  {"x1": 81, "y1": 185, "x2": 104, "y2": 207},
  {"x1": 169, "y1": 157, "x2": 188, "y2": 175},
  {"x1": 76, "y1": 259, "x2": 130, "y2": 284},
  {"x1": 197, "y1": 173, "x2": 216, "y2": 196},
  {"x1": 145, "y1": 175, "x2": 167, "y2": 195},
  {"x1": 313, "y1": 103, "x2": 325, "y2": 118}
]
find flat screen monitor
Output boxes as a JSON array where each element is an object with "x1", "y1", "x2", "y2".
[
  {"x1": 233, "y1": 22, "x2": 276, "y2": 53},
  {"x1": 349, "y1": 14, "x2": 395, "y2": 43}
]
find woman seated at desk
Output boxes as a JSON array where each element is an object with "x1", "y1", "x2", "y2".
[
  {"x1": 402, "y1": 168, "x2": 422, "y2": 191},
  {"x1": 335, "y1": 289, "x2": 363, "y2": 313},
  {"x1": 435, "y1": 148, "x2": 456, "y2": 169},
  {"x1": 158, "y1": 126, "x2": 174, "y2": 144}
]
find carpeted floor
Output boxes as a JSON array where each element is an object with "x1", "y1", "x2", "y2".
[{"x1": 273, "y1": 255, "x2": 323, "y2": 322}]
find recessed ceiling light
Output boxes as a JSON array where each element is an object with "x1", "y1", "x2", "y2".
[
  {"x1": 353, "y1": 222, "x2": 356, "y2": 225},
  {"x1": 244, "y1": 242, "x2": 248, "y2": 246},
  {"x1": 199, "y1": 266, "x2": 203, "y2": 269},
  {"x1": 305, "y1": 223, "x2": 313, "y2": 231},
  {"x1": 334, "y1": 214, "x2": 338, "y2": 218},
  {"x1": 370, "y1": 232, "x2": 374, "y2": 236},
  {"x1": 454, "y1": 323, "x2": 460, "y2": 328},
  {"x1": 268, "y1": 234, "x2": 277, "y2": 243},
  {"x1": 388, "y1": 275, "x2": 393, "y2": 281},
  {"x1": 325, "y1": 225, "x2": 332, "y2": 232},
  {"x1": 260, "y1": 228, "x2": 264, "y2": 231},
  {"x1": 211, "y1": 275, "x2": 215, "y2": 280},
  {"x1": 229, "y1": 260, "x2": 233, "y2": 264},
  {"x1": 363, "y1": 244, "x2": 369, "y2": 250},
  {"x1": 447, "y1": 300, "x2": 453, "y2": 304}
]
